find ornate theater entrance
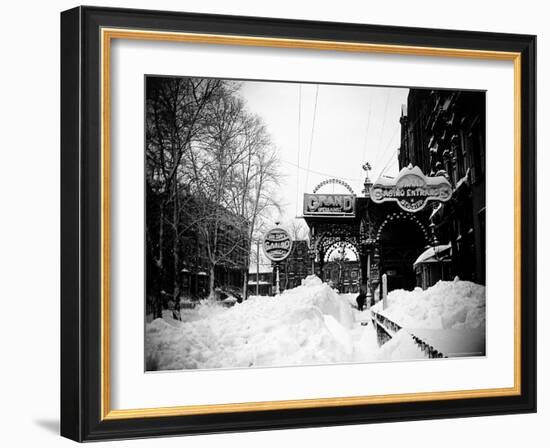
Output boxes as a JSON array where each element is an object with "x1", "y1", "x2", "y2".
[
  {"x1": 377, "y1": 212, "x2": 429, "y2": 291},
  {"x1": 303, "y1": 165, "x2": 451, "y2": 300}
]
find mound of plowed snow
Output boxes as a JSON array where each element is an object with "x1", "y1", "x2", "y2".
[
  {"x1": 372, "y1": 278, "x2": 485, "y2": 330},
  {"x1": 145, "y1": 276, "x2": 358, "y2": 370}
]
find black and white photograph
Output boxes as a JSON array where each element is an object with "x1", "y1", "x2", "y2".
[
  {"x1": 0, "y1": 0, "x2": 542, "y2": 444},
  {"x1": 144, "y1": 76, "x2": 486, "y2": 371}
]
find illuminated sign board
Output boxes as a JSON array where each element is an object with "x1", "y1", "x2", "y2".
[
  {"x1": 303, "y1": 194, "x2": 356, "y2": 217},
  {"x1": 370, "y1": 165, "x2": 452, "y2": 212},
  {"x1": 262, "y1": 227, "x2": 293, "y2": 262}
]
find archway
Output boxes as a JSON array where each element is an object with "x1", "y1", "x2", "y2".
[
  {"x1": 324, "y1": 241, "x2": 359, "y2": 262},
  {"x1": 377, "y1": 213, "x2": 428, "y2": 291},
  {"x1": 314, "y1": 236, "x2": 361, "y2": 293}
]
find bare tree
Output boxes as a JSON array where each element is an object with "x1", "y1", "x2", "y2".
[
  {"x1": 146, "y1": 78, "x2": 281, "y2": 306},
  {"x1": 145, "y1": 77, "x2": 223, "y2": 312},
  {"x1": 286, "y1": 219, "x2": 310, "y2": 242},
  {"x1": 225, "y1": 117, "x2": 281, "y2": 298},
  {"x1": 186, "y1": 86, "x2": 258, "y2": 297}
]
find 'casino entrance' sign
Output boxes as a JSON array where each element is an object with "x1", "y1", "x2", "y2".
[
  {"x1": 263, "y1": 227, "x2": 293, "y2": 262},
  {"x1": 370, "y1": 165, "x2": 452, "y2": 212}
]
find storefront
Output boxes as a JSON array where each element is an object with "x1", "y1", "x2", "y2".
[{"x1": 304, "y1": 167, "x2": 453, "y2": 298}]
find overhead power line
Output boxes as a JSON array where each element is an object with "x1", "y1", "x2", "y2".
[
  {"x1": 358, "y1": 90, "x2": 373, "y2": 180},
  {"x1": 376, "y1": 102, "x2": 426, "y2": 178},
  {"x1": 304, "y1": 85, "x2": 320, "y2": 193},
  {"x1": 281, "y1": 159, "x2": 361, "y2": 183},
  {"x1": 371, "y1": 89, "x2": 392, "y2": 171},
  {"x1": 295, "y1": 84, "x2": 302, "y2": 217}
]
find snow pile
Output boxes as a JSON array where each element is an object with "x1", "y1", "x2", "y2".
[
  {"x1": 284, "y1": 276, "x2": 355, "y2": 329},
  {"x1": 145, "y1": 278, "x2": 486, "y2": 370},
  {"x1": 340, "y1": 293, "x2": 360, "y2": 308},
  {"x1": 145, "y1": 276, "x2": 359, "y2": 370},
  {"x1": 372, "y1": 279, "x2": 485, "y2": 330},
  {"x1": 376, "y1": 330, "x2": 427, "y2": 360}
]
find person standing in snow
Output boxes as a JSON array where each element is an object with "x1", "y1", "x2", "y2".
[
  {"x1": 356, "y1": 290, "x2": 367, "y2": 311},
  {"x1": 172, "y1": 299, "x2": 182, "y2": 321}
]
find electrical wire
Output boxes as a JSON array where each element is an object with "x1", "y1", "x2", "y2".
[
  {"x1": 371, "y1": 89, "x2": 392, "y2": 171},
  {"x1": 373, "y1": 125, "x2": 401, "y2": 176},
  {"x1": 281, "y1": 159, "x2": 361, "y2": 183},
  {"x1": 358, "y1": 89, "x2": 373, "y2": 180},
  {"x1": 376, "y1": 101, "x2": 426, "y2": 179},
  {"x1": 295, "y1": 84, "x2": 302, "y2": 217},
  {"x1": 304, "y1": 85, "x2": 320, "y2": 193}
]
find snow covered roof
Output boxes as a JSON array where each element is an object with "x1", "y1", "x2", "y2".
[
  {"x1": 413, "y1": 243, "x2": 452, "y2": 267},
  {"x1": 373, "y1": 165, "x2": 449, "y2": 187}
]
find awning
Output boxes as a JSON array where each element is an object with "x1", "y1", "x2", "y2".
[{"x1": 413, "y1": 243, "x2": 452, "y2": 268}]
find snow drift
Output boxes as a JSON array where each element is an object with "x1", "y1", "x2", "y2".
[
  {"x1": 371, "y1": 278, "x2": 485, "y2": 330},
  {"x1": 145, "y1": 276, "x2": 360, "y2": 370},
  {"x1": 145, "y1": 277, "x2": 485, "y2": 370}
]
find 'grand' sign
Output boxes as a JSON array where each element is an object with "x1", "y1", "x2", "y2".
[
  {"x1": 370, "y1": 165, "x2": 452, "y2": 212},
  {"x1": 303, "y1": 194, "x2": 356, "y2": 217}
]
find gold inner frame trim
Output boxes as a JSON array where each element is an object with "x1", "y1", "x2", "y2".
[{"x1": 100, "y1": 27, "x2": 522, "y2": 421}]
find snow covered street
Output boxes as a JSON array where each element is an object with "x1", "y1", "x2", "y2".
[{"x1": 145, "y1": 276, "x2": 485, "y2": 371}]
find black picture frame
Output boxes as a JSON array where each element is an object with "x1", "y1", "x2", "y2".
[{"x1": 61, "y1": 5, "x2": 536, "y2": 442}]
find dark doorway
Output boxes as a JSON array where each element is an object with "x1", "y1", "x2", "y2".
[{"x1": 379, "y1": 218, "x2": 427, "y2": 291}]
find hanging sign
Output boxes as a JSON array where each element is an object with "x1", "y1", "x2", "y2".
[
  {"x1": 369, "y1": 263, "x2": 380, "y2": 283},
  {"x1": 303, "y1": 194, "x2": 356, "y2": 217},
  {"x1": 370, "y1": 165, "x2": 452, "y2": 212},
  {"x1": 263, "y1": 227, "x2": 293, "y2": 262}
]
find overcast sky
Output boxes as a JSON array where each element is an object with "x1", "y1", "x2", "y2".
[{"x1": 239, "y1": 81, "x2": 409, "y2": 230}]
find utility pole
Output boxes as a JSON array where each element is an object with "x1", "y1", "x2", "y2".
[
  {"x1": 275, "y1": 264, "x2": 280, "y2": 295},
  {"x1": 262, "y1": 224, "x2": 292, "y2": 296},
  {"x1": 382, "y1": 273, "x2": 388, "y2": 310},
  {"x1": 256, "y1": 240, "x2": 260, "y2": 296},
  {"x1": 366, "y1": 252, "x2": 373, "y2": 308}
]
